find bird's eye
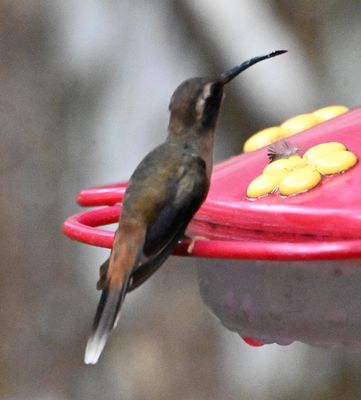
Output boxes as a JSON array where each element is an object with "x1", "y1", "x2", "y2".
[
  {"x1": 195, "y1": 83, "x2": 224, "y2": 127},
  {"x1": 195, "y1": 82, "x2": 224, "y2": 126},
  {"x1": 210, "y1": 83, "x2": 223, "y2": 98},
  {"x1": 201, "y1": 83, "x2": 223, "y2": 101}
]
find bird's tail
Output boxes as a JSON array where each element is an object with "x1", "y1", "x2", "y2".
[
  {"x1": 84, "y1": 229, "x2": 144, "y2": 365},
  {"x1": 84, "y1": 281, "x2": 129, "y2": 365}
]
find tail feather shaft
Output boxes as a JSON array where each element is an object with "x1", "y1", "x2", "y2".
[{"x1": 84, "y1": 276, "x2": 129, "y2": 365}]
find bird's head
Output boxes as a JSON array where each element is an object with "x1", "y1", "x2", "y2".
[{"x1": 168, "y1": 50, "x2": 287, "y2": 135}]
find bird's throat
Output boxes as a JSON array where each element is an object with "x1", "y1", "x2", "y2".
[{"x1": 168, "y1": 125, "x2": 216, "y2": 178}]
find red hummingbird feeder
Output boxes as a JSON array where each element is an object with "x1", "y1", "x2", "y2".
[{"x1": 63, "y1": 106, "x2": 361, "y2": 349}]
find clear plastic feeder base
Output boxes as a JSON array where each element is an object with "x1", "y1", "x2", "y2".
[{"x1": 197, "y1": 258, "x2": 361, "y2": 348}]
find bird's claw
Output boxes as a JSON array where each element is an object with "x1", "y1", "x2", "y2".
[{"x1": 187, "y1": 235, "x2": 209, "y2": 254}]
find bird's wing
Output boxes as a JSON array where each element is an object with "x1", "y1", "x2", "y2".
[
  {"x1": 96, "y1": 205, "x2": 187, "y2": 293},
  {"x1": 130, "y1": 153, "x2": 208, "y2": 290},
  {"x1": 96, "y1": 154, "x2": 208, "y2": 293}
]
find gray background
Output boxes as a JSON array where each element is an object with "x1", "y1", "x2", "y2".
[{"x1": 1, "y1": 1, "x2": 361, "y2": 399}]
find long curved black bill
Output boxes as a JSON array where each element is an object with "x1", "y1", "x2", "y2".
[{"x1": 221, "y1": 50, "x2": 287, "y2": 84}]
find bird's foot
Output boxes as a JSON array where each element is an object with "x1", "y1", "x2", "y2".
[{"x1": 187, "y1": 235, "x2": 209, "y2": 254}]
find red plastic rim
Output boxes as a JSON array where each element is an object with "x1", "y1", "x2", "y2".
[{"x1": 63, "y1": 191, "x2": 361, "y2": 260}]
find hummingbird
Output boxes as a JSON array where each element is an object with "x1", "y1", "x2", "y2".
[{"x1": 84, "y1": 50, "x2": 287, "y2": 364}]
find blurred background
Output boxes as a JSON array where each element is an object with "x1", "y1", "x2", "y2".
[{"x1": 1, "y1": 1, "x2": 361, "y2": 399}]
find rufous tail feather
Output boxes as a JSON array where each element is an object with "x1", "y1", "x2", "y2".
[{"x1": 84, "y1": 229, "x2": 143, "y2": 364}]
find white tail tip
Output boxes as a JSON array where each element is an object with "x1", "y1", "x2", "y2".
[{"x1": 84, "y1": 334, "x2": 108, "y2": 365}]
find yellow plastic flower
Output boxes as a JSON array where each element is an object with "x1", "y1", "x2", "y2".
[
  {"x1": 247, "y1": 142, "x2": 357, "y2": 198},
  {"x1": 243, "y1": 105, "x2": 349, "y2": 153}
]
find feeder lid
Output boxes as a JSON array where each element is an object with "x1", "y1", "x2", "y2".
[
  {"x1": 188, "y1": 108, "x2": 361, "y2": 245},
  {"x1": 63, "y1": 107, "x2": 361, "y2": 260}
]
